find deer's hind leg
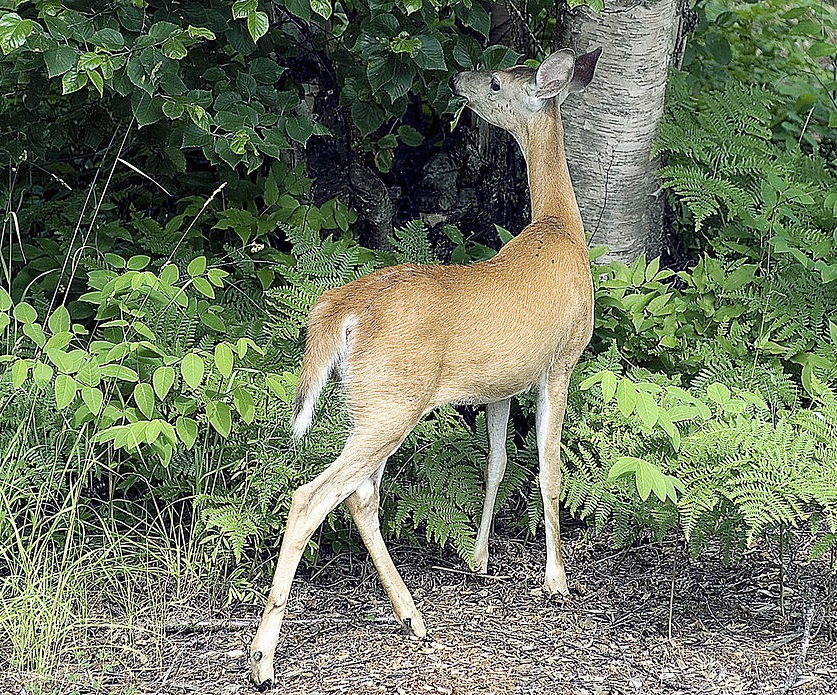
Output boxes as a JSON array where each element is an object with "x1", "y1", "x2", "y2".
[
  {"x1": 249, "y1": 413, "x2": 420, "y2": 688},
  {"x1": 345, "y1": 463, "x2": 426, "y2": 637}
]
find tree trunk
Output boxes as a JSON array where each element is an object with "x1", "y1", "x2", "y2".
[{"x1": 559, "y1": 0, "x2": 682, "y2": 261}]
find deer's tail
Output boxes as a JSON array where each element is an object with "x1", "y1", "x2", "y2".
[{"x1": 291, "y1": 305, "x2": 356, "y2": 439}]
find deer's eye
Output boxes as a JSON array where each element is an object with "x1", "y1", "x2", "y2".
[{"x1": 490, "y1": 75, "x2": 501, "y2": 92}]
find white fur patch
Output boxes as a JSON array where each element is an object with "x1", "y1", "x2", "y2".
[{"x1": 291, "y1": 314, "x2": 357, "y2": 439}]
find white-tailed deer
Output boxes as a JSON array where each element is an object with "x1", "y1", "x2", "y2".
[{"x1": 250, "y1": 47, "x2": 601, "y2": 688}]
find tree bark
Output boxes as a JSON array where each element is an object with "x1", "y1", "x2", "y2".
[{"x1": 559, "y1": 0, "x2": 682, "y2": 261}]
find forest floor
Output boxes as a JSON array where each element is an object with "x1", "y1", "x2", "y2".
[{"x1": 4, "y1": 529, "x2": 837, "y2": 695}]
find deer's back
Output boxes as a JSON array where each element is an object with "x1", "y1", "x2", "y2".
[{"x1": 314, "y1": 218, "x2": 593, "y2": 414}]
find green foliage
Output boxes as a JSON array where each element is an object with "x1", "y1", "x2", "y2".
[
  {"x1": 683, "y1": 0, "x2": 837, "y2": 154},
  {"x1": 2, "y1": 7, "x2": 837, "y2": 680}
]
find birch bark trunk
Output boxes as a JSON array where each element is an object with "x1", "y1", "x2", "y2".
[{"x1": 559, "y1": 0, "x2": 682, "y2": 261}]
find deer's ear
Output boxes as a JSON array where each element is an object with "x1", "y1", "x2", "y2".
[
  {"x1": 563, "y1": 47, "x2": 602, "y2": 98},
  {"x1": 531, "y1": 49, "x2": 576, "y2": 100}
]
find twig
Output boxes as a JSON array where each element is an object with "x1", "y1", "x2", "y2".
[
  {"x1": 431, "y1": 565, "x2": 511, "y2": 580},
  {"x1": 798, "y1": 103, "x2": 815, "y2": 145},
  {"x1": 154, "y1": 651, "x2": 181, "y2": 695},
  {"x1": 164, "y1": 618, "x2": 258, "y2": 634},
  {"x1": 779, "y1": 522, "x2": 786, "y2": 619},
  {"x1": 163, "y1": 615, "x2": 401, "y2": 635},
  {"x1": 776, "y1": 600, "x2": 820, "y2": 694},
  {"x1": 668, "y1": 551, "x2": 678, "y2": 640}
]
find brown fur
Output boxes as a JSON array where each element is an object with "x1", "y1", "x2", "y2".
[
  {"x1": 250, "y1": 49, "x2": 600, "y2": 688},
  {"x1": 298, "y1": 216, "x2": 592, "y2": 422}
]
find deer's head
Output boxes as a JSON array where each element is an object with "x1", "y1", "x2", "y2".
[{"x1": 450, "y1": 48, "x2": 601, "y2": 134}]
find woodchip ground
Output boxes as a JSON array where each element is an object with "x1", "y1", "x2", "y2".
[{"x1": 5, "y1": 529, "x2": 836, "y2": 695}]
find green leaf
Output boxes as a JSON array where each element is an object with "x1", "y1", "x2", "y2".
[
  {"x1": 207, "y1": 268, "x2": 229, "y2": 287},
  {"x1": 256, "y1": 268, "x2": 276, "y2": 290},
  {"x1": 32, "y1": 361, "x2": 54, "y2": 388},
  {"x1": 706, "y1": 382, "x2": 731, "y2": 405},
  {"x1": 43, "y1": 15, "x2": 71, "y2": 40},
  {"x1": 247, "y1": 10, "x2": 269, "y2": 43},
  {"x1": 13, "y1": 301, "x2": 37, "y2": 324},
  {"x1": 192, "y1": 276, "x2": 215, "y2": 298},
  {"x1": 249, "y1": 57, "x2": 284, "y2": 83},
  {"x1": 265, "y1": 374, "x2": 288, "y2": 402},
  {"x1": 206, "y1": 401, "x2": 232, "y2": 437},
  {"x1": 459, "y1": 3, "x2": 489, "y2": 37},
  {"x1": 397, "y1": 125, "x2": 423, "y2": 146},
  {"x1": 162, "y1": 37, "x2": 188, "y2": 60},
  {"x1": 635, "y1": 390, "x2": 658, "y2": 429},
  {"x1": 579, "y1": 372, "x2": 603, "y2": 390},
  {"x1": 160, "y1": 264, "x2": 179, "y2": 285},
  {"x1": 91, "y1": 27, "x2": 124, "y2": 48},
  {"x1": 87, "y1": 69, "x2": 104, "y2": 97},
  {"x1": 187, "y1": 25, "x2": 216, "y2": 40},
  {"x1": 201, "y1": 312, "x2": 226, "y2": 332},
  {"x1": 310, "y1": 0, "x2": 332, "y2": 19},
  {"x1": 176, "y1": 416, "x2": 199, "y2": 449},
  {"x1": 47, "y1": 306, "x2": 71, "y2": 334},
  {"x1": 808, "y1": 41, "x2": 836, "y2": 58},
  {"x1": 11, "y1": 359, "x2": 29, "y2": 388},
  {"x1": 601, "y1": 370, "x2": 617, "y2": 403},
  {"x1": 214, "y1": 343, "x2": 234, "y2": 379},
  {"x1": 134, "y1": 382, "x2": 155, "y2": 418},
  {"x1": 286, "y1": 116, "x2": 314, "y2": 144},
  {"x1": 181, "y1": 353, "x2": 204, "y2": 389},
  {"x1": 76, "y1": 358, "x2": 101, "y2": 387},
  {"x1": 616, "y1": 378, "x2": 638, "y2": 417},
  {"x1": 132, "y1": 94, "x2": 164, "y2": 127},
  {"x1": 127, "y1": 254, "x2": 150, "y2": 270},
  {"x1": 153, "y1": 366, "x2": 176, "y2": 400},
  {"x1": 187, "y1": 256, "x2": 207, "y2": 277},
  {"x1": 100, "y1": 364, "x2": 139, "y2": 381},
  {"x1": 82, "y1": 386, "x2": 104, "y2": 415},
  {"x1": 704, "y1": 31, "x2": 732, "y2": 65},
  {"x1": 643, "y1": 462, "x2": 669, "y2": 503},
  {"x1": 608, "y1": 456, "x2": 641, "y2": 480},
  {"x1": 656, "y1": 411, "x2": 680, "y2": 450},
  {"x1": 233, "y1": 386, "x2": 256, "y2": 424},
  {"x1": 413, "y1": 35, "x2": 447, "y2": 71},
  {"x1": 0, "y1": 286, "x2": 11, "y2": 311},
  {"x1": 232, "y1": 0, "x2": 257, "y2": 19},
  {"x1": 55, "y1": 374, "x2": 78, "y2": 410},
  {"x1": 0, "y1": 13, "x2": 34, "y2": 54},
  {"x1": 44, "y1": 45, "x2": 77, "y2": 77},
  {"x1": 351, "y1": 100, "x2": 385, "y2": 137},
  {"x1": 62, "y1": 70, "x2": 88, "y2": 94},
  {"x1": 635, "y1": 460, "x2": 653, "y2": 501},
  {"x1": 23, "y1": 322, "x2": 46, "y2": 348}
]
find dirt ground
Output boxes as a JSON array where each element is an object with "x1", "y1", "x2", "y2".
[{"x1": 5, "y1": 531, "x2": 837, "y2": 695}]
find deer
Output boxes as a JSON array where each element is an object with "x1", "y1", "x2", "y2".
[{"x1": 249, "y1": 47, "x2": 602, "y2": 689}]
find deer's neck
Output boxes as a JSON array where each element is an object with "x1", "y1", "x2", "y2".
[{"x1": 520, "y1": 106, "x2": 585, "y2": 244}]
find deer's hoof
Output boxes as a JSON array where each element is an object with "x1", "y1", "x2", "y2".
[
  {"x1": 544, "y1": 576, "x2": 570, "y2": 597},
  {"x1": 472, "y1": 552, "x2": 489, "y2": 575},
  {"x1": 402, "y1": 614, "x2": 427, "y2": 638},
  {"x1": 250, "y1": 650, "x2": 275, "y2": 690}
]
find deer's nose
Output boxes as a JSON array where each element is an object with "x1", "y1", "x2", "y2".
[{"x1": 448, "y1": 73, "x2": 460, "y2": 93}]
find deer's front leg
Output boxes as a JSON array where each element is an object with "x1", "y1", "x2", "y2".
[
  {"x1": 473, "y1": 398, "x2": 511, "y2": 573},
  {"x1": 536, "y1": 367, "x2": 572, "y2": 596}
]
